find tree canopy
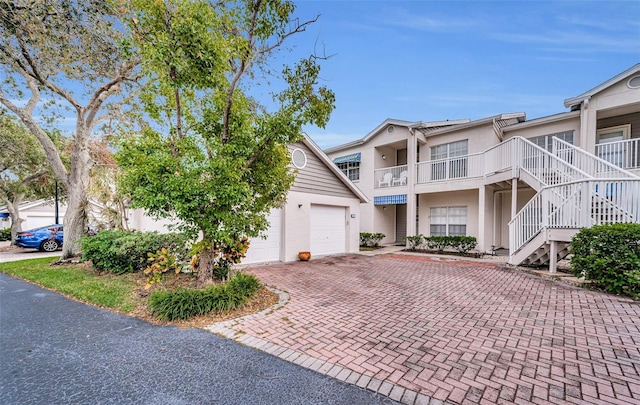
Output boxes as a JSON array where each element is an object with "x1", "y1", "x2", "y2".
[
  {"x1": 116, "y1": 0, "x2": 335, "y2": 283},
  {"x1": 0, "y1": 0, "x2": 138, "y2": 257}
]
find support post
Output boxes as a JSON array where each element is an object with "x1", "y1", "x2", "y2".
[
  {"x1": 549, "y1": 241, "x2": 558, "y2": 274},
  {"x1": 511, "y1": 179, "x2": 518, "y2": 219}
]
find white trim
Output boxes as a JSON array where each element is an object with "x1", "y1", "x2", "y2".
[
  {"x1": 300, "y1": 134, "x2": 369, "y2": 203},
  {"x1": 564, "y1": 63, "x2": 640, "y2": 108},
  {"x1": 597, "y1": 124, "x2": 631, "y2": 142}
]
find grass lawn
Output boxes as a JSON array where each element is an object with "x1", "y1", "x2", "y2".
[
  {"x1": 0, "y1": 257, "x2": 279, "y2": 327},
  {"x1": 0, "y1": 257, "x2": 139, "y2": 313}
]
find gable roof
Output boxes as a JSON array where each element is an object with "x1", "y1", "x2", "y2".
[
  {"x1": 564, "y1": 63, "x2": 640, "y2": 109},
  {"x1": 300, "y1": 134, "x2": 369, "y2": 203},
  {"x1": 324, "y1": 118, "x2": 470, "y2": 154},
  {"x1": 411, "y1": 113, "x2": 526, "y2": 138}
]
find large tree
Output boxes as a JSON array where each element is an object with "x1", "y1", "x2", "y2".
[
  {"x1": 117, "y1": 0, "x2": 334, "y2": 284},
  {"x1": 0, "y1": 112, "x2": 66, "y2": 241},
  {"x1": 0, "y1": 0, "x2": 138, "y2": 258}
]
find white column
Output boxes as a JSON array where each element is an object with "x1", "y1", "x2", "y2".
[
  {"x1": 406, "y1": 130, "x2": 418, "y2": 238},
  {"x1": 580, "y1": 98, "x2": 598, "y2": 154},
  {"x1": 549, "y1": 241, "x2": 557, "y2": 274},
  {"x1": 477, "y1": 186, "x2": 486, "y2": 252},
  {"x1": 511, "y1": 179, "x2": 518, "y2": 219}
]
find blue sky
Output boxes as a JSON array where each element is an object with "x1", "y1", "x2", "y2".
[{"x1": 276, "y1": 0, "x2": 640, "y2": 149}]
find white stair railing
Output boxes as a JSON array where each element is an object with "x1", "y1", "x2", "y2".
[
  {"x1": 552, "y1": 137, "x2": 639, "y2": 179},
  {"x1": 509, "y1": 178, "x2": 640, "y2": 254}
]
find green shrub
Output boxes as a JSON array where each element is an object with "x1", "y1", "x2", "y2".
[
  {"x1": 359, "y1": 232, "x2": 385, "y2": 247},
  {"x1": 0, "y1": 228, "x2": 11, "y2": 241},
  {"x1": 570, "y1": 223, "x2": 640, "y2": 298},
  {"x1": 149, "y1": 273, "x2": 261, "y2": 321},
  {"x1": 425, "y1": 236, "x2": 448, "y2": 252},
  {"x1": 405, "y1": 235, "x2": 424, "y2": 251},
  {"x1": 449, "y1": 236, "x2": 478, "y2": 254},
  {"x1": 81, "y1": 230, "x2": 189, "y2": 274}
]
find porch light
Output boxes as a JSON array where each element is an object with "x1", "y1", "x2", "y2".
[{"x1": 382, "y1": 154, "x2": 386, "y2": 160}]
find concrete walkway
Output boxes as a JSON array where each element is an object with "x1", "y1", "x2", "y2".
[{"x1": 209, "y1": 254, "x2": 640, "y2": 404}]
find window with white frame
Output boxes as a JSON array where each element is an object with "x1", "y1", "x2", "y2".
[
  {"x1": 430, "y1": 140, "x2": 468, "y2": 180},
  {"x1": 337, "y1": 161, "x2": 360, "y2": 181},
  {"x1": 528, "y1": 131, "x2": 574, "y2": 151},
  {"x1": 429, "y1": 206, "x2": 467, "y2": 236}
]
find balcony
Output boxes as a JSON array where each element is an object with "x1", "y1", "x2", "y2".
[
  {"x1": 416, "y1": 153, "x2": 483, "y2": 184},
  {"x1": 374, "y1": 165, "x2": 408, "y2": 189},
  {"x1": 595, "y1": 138, "x2": 640, "y2": 170}
]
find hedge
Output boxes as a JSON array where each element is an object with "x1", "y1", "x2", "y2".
[
  {"x1": 570, "y1": 223, "x2": 640, "y2": 299},
  {"x1": 81, "y1": 230, "x2": 190, "y2": 274}
]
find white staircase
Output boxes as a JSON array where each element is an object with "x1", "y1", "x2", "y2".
[{"x1": 504, "y1": 137, "x2": 640, "y2": 268}]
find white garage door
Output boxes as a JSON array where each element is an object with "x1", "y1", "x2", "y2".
[
  {"x1": 25, "y1": 215, "x2": 63, "y2": 230},
  {"x1": 243, "y1": 209, "x2": 282, "y2": 264},
  {"x1": 310, "y1": 205, "x2": 346, "y2": 256}
]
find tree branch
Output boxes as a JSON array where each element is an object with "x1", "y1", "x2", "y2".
[{"x1": 0, "y1": 86, "x2": 69, "y2": 186}]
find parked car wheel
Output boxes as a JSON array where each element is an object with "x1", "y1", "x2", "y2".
[{"x1": 40, "y1": 239, "x2": 59, "y2": 252}]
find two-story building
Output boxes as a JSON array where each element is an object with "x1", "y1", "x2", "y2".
[{"x1": 326, "y1": 64, "x2": 640, "y2": 271}]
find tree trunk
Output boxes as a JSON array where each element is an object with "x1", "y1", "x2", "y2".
[
  {"x1": 3, "y1": 196, "x2": 24, "y2": 244},
  {"x1": 61, "y1": 187, "x2": 88, "y2": 258},
  {"x1": 9, "y1": 216, "x2": 24, "y2": 245},
  {"x1": 197, "y1": 246, "x2": 218, "y2": 287},
  {"x1": 60, "y1": 123, "x2": 92, "y2": 259}
]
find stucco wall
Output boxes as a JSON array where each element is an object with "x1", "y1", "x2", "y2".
[
  {"x1": 282, "y1": 191, "x2": 360, "y2": 262},
  {"x1": 417, "y1": 189, "x2": 479, "y2": 240}
]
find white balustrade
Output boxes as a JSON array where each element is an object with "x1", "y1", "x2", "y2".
[
  {"x1": 374, "y1": 165, "x2": 408, "y2": 189},
  {"x1": 595, "y1": 138, "x2": 640, "y2": 171},
  {"x1": 554, "y1": 137, "x2": 637, "y2": 179}
]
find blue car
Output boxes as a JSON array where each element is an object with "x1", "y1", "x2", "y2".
[{"x1": 14, "y1": 224, "x2": 63, "y2": 252}]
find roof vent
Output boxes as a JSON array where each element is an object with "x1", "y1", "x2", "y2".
[
  {"x1": 291, "y1": 148, "x2": 307, "y2": 169},
  {"x1": 628, "y1": 75, "x2": 640, "y2": 89},
  {"x1": 387, "y1": 126, "x2": 394, "y2": 133}
]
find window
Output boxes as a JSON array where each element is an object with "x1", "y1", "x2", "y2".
[
  {"x1": 596, "y1": 125, "x2": 630, "y2": 167},
  {"x1": 337, "y1": 161, "x2": 360, "y2": 181},
  {"x1": 528, "y1": 131, "x2": 574, "y2": 152},
  {"x1": 333, "y1": 153, "x2": 361, "y2": 181},
  {"x1": 430, "y1": 206, "x2": 467, "y2": 236},
  {"x1": 430, "y1": 140, "x2": 468, "y2": 180}
]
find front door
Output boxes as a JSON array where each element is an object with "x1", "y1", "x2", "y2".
[{"x1": 395, "y1": 204, "x2": 407, "y2": 244}]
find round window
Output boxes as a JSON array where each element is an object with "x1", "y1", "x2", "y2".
[
  {"x1": 387, "y1": 125, "x2": 394, "y2": 133},
  {"x1": 627, "y1": 75, "x2": 640, "y2": 89},
  {"x1": 291, "y1": 148, "x2": 307, "y2": 169}
]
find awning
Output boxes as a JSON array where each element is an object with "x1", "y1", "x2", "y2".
[
  {"x1": 333, "y1": 152, "x2": 361, "y2": 164},
  {"x1": 374, "y1": 194, "x2": 407, "y2": 205}
]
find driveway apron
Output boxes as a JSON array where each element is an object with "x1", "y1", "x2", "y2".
[
  {"x1": 212, "y1": 254, "x2": 640, "y2": 404},
  {"x1": 0, "y1": 272, "x2": 398, "y2": 405}
]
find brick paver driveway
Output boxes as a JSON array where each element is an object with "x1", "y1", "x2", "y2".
[{"x1": 211, "y1": 254, "x2": 640, "y2": 404}]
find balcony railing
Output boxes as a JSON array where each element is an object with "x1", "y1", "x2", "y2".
[
  {"x1": 374, "y1": 164, "x2": 408, "y2": 189},
  {"x1": 416, "y1": 153, "x2": 483, "y2": 184},
  {"x1": 595, "y1": 138, "x2": 640, "y2": 170},
  {"x1": 553, "y1": 137, "x2": 636, "y2": 179}
]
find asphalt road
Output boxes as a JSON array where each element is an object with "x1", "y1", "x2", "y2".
[{"x1": 0, "y1": 273, "x2": 399, "y2": 405}]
